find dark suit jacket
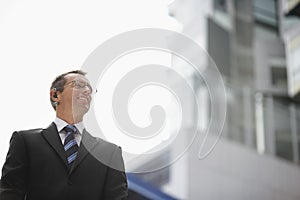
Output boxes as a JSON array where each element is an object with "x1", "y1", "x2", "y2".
[{"x1": 0, "y1": 123, "x2": 128, "y2": 200}]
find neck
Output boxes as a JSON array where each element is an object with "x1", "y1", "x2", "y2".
[{"x1": 56, "y1": 111, "x2": 83, "y2": 124}]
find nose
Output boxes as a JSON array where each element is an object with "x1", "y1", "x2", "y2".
[{"x1": 82, "y1": 85, "x2": 92, "y2": 95}]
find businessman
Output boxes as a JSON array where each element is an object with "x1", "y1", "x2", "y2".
[{"x1": 0, "y1": 70, "x2": 128, "y2": 200}]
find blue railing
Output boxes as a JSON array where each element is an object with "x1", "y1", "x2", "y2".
[{"x1": 127, "y1": 173, "x2": 178, "y2": 200}]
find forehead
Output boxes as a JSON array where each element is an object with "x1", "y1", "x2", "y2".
[{"x1": 64, "y1": 73, "x2": 89, "y2": 82}]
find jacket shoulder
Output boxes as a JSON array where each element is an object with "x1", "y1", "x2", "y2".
[
  {"x1": 17, "y1": 123, "x2": 56, "y2": 137},
  {"x1": 84, "y1": 130, "x2": 120, "y2": 149},
  {"x1": 18, "y1": 128, "x2": 43, "y2": 134},
  {"x1": 16, "y1": 128, "x2": 44, "y2": 137}
]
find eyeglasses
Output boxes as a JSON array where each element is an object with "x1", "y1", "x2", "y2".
[{"x1": 64, "y1": 80, "x2": 93, "y2": 93}]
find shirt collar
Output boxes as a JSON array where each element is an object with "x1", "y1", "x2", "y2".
[{"x1": 54, "y1": 117, "x2": 84, "y2": 134}]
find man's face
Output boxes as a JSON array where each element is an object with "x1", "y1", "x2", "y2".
[{"x1": 59, "y1": 73, "x2": 92, "y2": 117}]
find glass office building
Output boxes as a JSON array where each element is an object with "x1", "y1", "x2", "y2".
[{"x1": 128, "y1": 0, "x2": 300, "y2": 199}]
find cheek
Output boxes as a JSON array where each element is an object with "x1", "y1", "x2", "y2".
[
  {"x1": 71, "y1": 91, "x2": 81, "y2": 101},
  {"x1": 61, "y1": 91, "x2": 75, "y2": 102}
]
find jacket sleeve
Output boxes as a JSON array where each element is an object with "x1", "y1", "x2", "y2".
[
  {"x1": 102, "y1": 146, "x2": 128, "y2": 200},
  {"x1": 0, "y1": 131, "x2": 28, "y2": 200}
]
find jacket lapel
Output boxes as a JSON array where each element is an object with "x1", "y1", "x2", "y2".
[
  {"x1": 70, "y1": 129, "x2": 98, "y2": 174},
  {"x1": 41, "y1": 122, "x2": 69, "y2": 169}
]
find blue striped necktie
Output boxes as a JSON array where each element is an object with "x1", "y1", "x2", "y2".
[{"x1": 63, "y1": 125, "x2": 79, "y2": 166}]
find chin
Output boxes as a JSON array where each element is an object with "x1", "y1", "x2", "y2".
[{"x1": 73, "y1": 104, "x2": 90, "y2": 117}]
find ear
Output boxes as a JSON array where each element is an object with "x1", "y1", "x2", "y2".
[{"x1": 50, "y1": 88, "x2": 60, "y2": 102}]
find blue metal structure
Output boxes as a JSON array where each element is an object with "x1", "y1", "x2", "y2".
[{"x1": 127, "y1": 173, "x2": 177, "y2": 200}]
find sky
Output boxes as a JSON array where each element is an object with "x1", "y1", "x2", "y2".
[{"x1": 0, "y1": 0, "x2": 179, "y2": 167}]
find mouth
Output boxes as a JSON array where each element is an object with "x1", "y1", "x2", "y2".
[{"x1": 77, "y1": 96, "x2": 90, "y2": 104}]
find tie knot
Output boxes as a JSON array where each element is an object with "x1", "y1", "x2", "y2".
[{"x1": 64, "y1": 125, "x2": 77, "y2": 134}]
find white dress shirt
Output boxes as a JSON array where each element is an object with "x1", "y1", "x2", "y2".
[{"x1": 54, "y1": 117, "x2": 84, "y2": 146}]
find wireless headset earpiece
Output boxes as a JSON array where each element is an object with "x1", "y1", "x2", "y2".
[{"x1": 53, "y1": 88, "x2": 58, "y2": 98}]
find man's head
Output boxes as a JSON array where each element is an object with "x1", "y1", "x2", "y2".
[{"x1": 50, "y1": 70, "x2": 92, "y2": 122}]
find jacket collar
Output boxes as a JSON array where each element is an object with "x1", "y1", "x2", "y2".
[{"x1": 41, "y1": 122, "x2": 98, "y2": 174}]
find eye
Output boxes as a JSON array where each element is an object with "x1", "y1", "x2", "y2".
[
  {"x1": 74, "y1": 80, "x2": 93, "y2": 92},
  {"x1": 77, "y1": 81, "x2": 85, "y2": 88}
]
